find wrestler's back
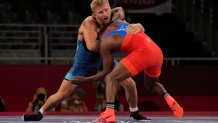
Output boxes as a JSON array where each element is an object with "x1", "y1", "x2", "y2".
[{"x1": 100, "y1": 21, "x2": 128, "y2": 48}]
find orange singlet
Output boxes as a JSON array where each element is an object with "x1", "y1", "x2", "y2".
[
  {"x1": 100, "y1": 22, "x2": 163, "y2": 78},
  {"x1": 120, "y1": 32, "x2": 163, "y2": 77}
]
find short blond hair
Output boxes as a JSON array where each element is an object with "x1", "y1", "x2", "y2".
[{"x1": 90, "y1": 0, "x2": 109, "y2": 12}]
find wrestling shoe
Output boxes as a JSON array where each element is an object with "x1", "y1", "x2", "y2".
[
  {"x1": 169, "y1": 100, "x2": 184, "y2": 118},
  {"x1": 92, "y1": 108, "x2": 116, "y2": 123},
  {"x1": 130, "y1": 111, "x2": 151, "y2": 121},
  {"x1": 166, "y1": 96, "x2": 184, "y2": 118},
  {"x1": 92, "y1": 112, "x2": 105, "y2": 122},
  {"x1": 23, "y1": 111, "x2": 44, "y2": 121}
]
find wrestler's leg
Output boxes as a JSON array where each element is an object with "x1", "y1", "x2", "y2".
[
  {"x1": 144, "y1": 72, "x2": 183, "y2": 118},
  {"x1": 97, "y1": 63, "x2": 132, "y2": 122},
  {"x1": 119, "y1": 78, "x2": 150, "y2": 120},
  {"x1": 113, "y1": 60, "x2": 139, "y2": 112},
  {"x1": 41, "y1": 79, "x2": 77, "y2": 113},
  {"x1": 119, "y1": 78, "x2": 137, "y2": 109},
  {"x1": 143, "y1": 74, "x2": 167, "y2": 96},
  {"x1": 105, "y1": 63, "x2": 132, "y2": 103}
]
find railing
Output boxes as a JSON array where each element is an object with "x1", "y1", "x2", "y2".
[
  {"x1": 0, "y1": 24, "x2": 218, "y2": 65},
  {"x1": 0, "y1": 24, "x2": 79, "y2": 64},
  {"x1": 164, "y1": 57, "x2": 218, "y2": 66}
]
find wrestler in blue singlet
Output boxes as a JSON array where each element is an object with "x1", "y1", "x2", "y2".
[
  {"x1": 65, "y1": 22, "x2": 126, "y2": 81},
  {"x1": 65, "y1": 40, "x2": 102, "y2": 80}
]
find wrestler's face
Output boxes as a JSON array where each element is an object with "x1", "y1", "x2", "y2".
[{"x1": 93, "y1": 3, "x2": 111, "y2": 26}]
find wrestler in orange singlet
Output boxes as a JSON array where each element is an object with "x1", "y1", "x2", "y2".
[{"x1": 73, "y1": 21, "x2": 184, "y2": 122}]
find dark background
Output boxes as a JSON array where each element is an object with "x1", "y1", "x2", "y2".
[{"x1": 0, "y1": 0, "x2": 218, "y2": 112}]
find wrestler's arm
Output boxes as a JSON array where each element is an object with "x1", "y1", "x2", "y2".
[
  {"x1": 111, "y1": 7, "x2": 125, "y2": 21},
  {"x1": 126, "y1": 23, "x2": 145, "y2": 34},
  {"x1": 83, "y1": 17, "x2": 100, "y2": 52},
  {"x1": 71, "y1": 38, "x2": 114, "y2": 83},
  {"x1": 88, "y1": 40, "x2": 115, "y2": 81},
  {"x1": 111, "y1": 7, "x2": 144, "y2": 34}
]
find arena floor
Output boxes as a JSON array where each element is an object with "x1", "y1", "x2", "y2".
[{"x1": 0, "y1": 112, "x2": 218, "y2": 123}]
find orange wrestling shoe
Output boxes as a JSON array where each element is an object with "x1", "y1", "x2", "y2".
[
  {"x1": 170, "y1": 100, "x2": 184, "y2": 118},
  {"x1": 92, "y1": 108, "x2": 116, "y2": 123},
  {"x1": 166, "y1": 96, "x2": 184, "y2": 118},
  {"x1": 92, "y1": 112, "x2": 105, "y2": 122}
]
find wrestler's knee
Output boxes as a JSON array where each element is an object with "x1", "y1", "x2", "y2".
[
  {"x1": 120, "y1": 78, "x2": 136, "y2": 89},
  {"x1": 105, "y1": 73, "x2": 117, "y2": 84},
  {"x1": 105, "y1": 74, "x2": 112, "y2": 83},
  {"x1": 145, "y1": 79, "x2": 156, "y2": 92}
]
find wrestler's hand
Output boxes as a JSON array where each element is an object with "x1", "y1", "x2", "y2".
[
  {"x1": 111, "y1": 7, "x2": 125, "y2": 22},
  {"x1": 126, "y1": 23, "x2": 145, "y2": 34},
  {"x1": 70, "y1": 76, "x2": 90, "y2": 84}
]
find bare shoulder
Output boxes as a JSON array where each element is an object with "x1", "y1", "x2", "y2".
[{"x1": 83, "y1": 16, "x2": 98, "y2": 28}]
